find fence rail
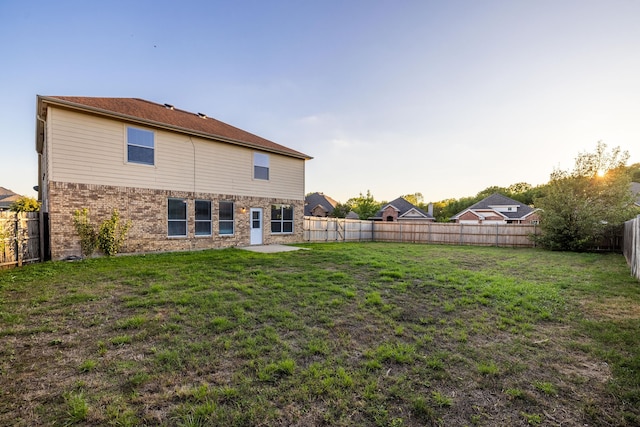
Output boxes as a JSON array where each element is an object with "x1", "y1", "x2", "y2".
[
  {"x1": 304, "y1": 217, "x2": 539, "y2": 248},
  {"x1": 0, "y1": 212, "x2": 40, "y2": 268},
  {"x1": 623, "y1": 215, "x2": 640, "y2": 281}
]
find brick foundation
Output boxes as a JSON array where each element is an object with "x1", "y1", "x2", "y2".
[{"x1": 47, "y1": 182, "x2": 304, "y2": 260}]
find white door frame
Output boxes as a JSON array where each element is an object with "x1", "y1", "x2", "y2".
[{"x1": 250, "y1": 208, "x2": 263, "y2": 245}]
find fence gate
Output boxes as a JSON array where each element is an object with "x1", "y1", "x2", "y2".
[
  {"x1": 623, "y1": 215, "x2": 640, "y2": 281},
  {"x1": 0, "y1": 212, "x2": 40, "y2": 268}
]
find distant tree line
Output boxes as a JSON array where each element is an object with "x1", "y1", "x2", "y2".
[{"x1": 312, "y1": 142, "x2": 640, "y2": 251}]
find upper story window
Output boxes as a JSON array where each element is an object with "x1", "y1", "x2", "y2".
[
  {"x1": 127, "y1": 127, "x2": 155, "y2": 165},
  {"x1": 253, "y1": 152, "x2": 269, "y2": 180}
]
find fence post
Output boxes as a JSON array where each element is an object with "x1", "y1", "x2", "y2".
[
  {"x1": 14, "y1": 214, "x2": 22, "y2": 267},
  {"x1": 634, "y1": 216, "x2": 640, "y2": 280},
  {"x1": 325, "y1": 218, "x2": 328, "y2": 242}
]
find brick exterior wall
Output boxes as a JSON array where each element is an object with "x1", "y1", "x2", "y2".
[
  {"x1": 458, "y1": 211, "x2": 480, "y2": 222},
  {"x1": 48, "y1": 182, "x2": 304, "y2": 260},
  {"x1": 310, "y1": 205, "x2": 328, "y2": 217},
  {"x1": 381, "y1": 206, "x2": 398, "y2": 222},
  {"x1": 522, "y1": 212, "x2": 541, "y2": 224}
]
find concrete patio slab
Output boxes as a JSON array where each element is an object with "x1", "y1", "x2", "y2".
[{"x1": 238, "y1": 244, "x2": 308, "y2": 253}]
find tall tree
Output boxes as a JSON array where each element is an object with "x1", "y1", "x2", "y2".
[
  {"x1": 401, "y1": 192, "x2": 424, "y2": 206},
  {"x1": 347, "y1": 190, "x2": 381, "y2": 220},
  {"x1": 534, "y1": 142, "x2": 634, "y2": 251},
  {"x1": 434, "y1": 196, "x2": 478, "y2": 222},
  {"x1": 331, "y1": 202, "x2": 352, "y2": 218}
]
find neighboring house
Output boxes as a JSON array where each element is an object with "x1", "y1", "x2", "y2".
[
  {"x1": 632, "y1": 182, "x2": 640, "y2": 208},
  {"x1": 345, "y1": 211, "x2": 360, "y2": 219},
  {"x1": 371, "y1": 197, "x2": 435, "y2": 222},
  {"x1": 0, "y1": 187, "x2": 21, "y2": 211},
  {"x1": 304, "y1": 192, "x2": 338, "y2": 217},
  {"x1": 36, "y1": 96, "x2": 312, "y2": 260},
  {"x1": 450, "y1": 193, "x2": 540, "y2": 224}
]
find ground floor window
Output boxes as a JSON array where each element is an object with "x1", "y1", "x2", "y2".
[
  {"x1": 219, "y1": 201, "x2": 234, "y2": 235},
  {"x1": 195, "y1": 200, "x2": 212, "y2": 236},
  {"x1": 168, "y1": 198, "x2": 187, "y2": 237},
  {"x1": 271, "y1": 204, "x2": 293, "y2": 233}
]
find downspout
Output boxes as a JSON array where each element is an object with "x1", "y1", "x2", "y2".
[
  {"x1": 36, "y1": 114, "x2": 50, "y2": 261},
  {"x1": 189, "y1": 137, "x2": 196, "y2": 194},
  {"x1": 36, "y1": 115, "x2": 46, "y2": 206},
  {"x1": 189, "y1": 137, "x2": 196, "y2": 251}
]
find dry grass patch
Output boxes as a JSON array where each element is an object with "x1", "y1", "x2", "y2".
[{"x1": 1, "y1": 243, "x2": 638, "y2": 426}]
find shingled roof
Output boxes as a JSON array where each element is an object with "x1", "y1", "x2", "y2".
[
  {"x1": 304, "y1": 192, "x2": 338, "y2": 216},
  {"x1": 372, "y1": 197, "x2": 434, "y2": 220},
  {"x1": 466, "y1": 193, "x2": 535, "y2": 219},
  {"x1": 0, "y1": 187, "x2": 20, "y2": 210},
  {"x1": 632, "y1": 182, "x2": 640, "y2": 207},
  {"x1": 37, "y1": 96, "x2": 311, "y2": 160},
  {"x1": 450, "y1": 193, "x2": 537, "y2": 222}
]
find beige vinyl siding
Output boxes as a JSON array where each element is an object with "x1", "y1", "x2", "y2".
[
  {"x1": 268, "y1": 155, "x2": 305, "y2": 200},
  {"x1": 48, "y1": 107, "x2": 305, "y2": 200},
  {"x1": 193, "y1": 142, "x2": 304, "y2": 200}
]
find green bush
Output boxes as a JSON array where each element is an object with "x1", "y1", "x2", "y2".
[
  {"x1": 73, "y1": 208, "x2": 131, "y2": 257},
  {"x1": 9, "y1": 196, "x2": 40, "y2": 212},
  {"x1": 73, "y1": 208, "x2": 98, "y2": 257},
  {"x1": 97, "y1": 209, "x2": 131, "y2": 257}
]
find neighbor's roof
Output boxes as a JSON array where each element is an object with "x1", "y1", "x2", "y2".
[
  {"x1": 0, "y1": 187, "x2": 17, "y2": 197},
  {"x1": 37, "y1": 96, "x2": 311, "y2": 160},
  {"x1": 0, "y1": 187, "x2": 20, "y2": 209},
  {"x1": 632, "y1": 182, "x2": 640, "y2": 206},
  {"x1": 452, "y1": 193, "x2": 536, "y2": 220},
  {"x1": 304, "y1": 192, "x2": 338, "y2": 216},
  {"x1": 372, "y1": 197, "x2": 433, "y2": 219}
]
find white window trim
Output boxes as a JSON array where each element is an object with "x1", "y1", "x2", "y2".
[
  {"x1": 126, "y1": 126, "x2": 156, "y2": 167},
  {"x1": 168, "y1": 198, "x2": 188, "y2": 238},
  {"x1": 195, "y1": 200, "x2": 212, "y2": 237},
  {"x1": 219, "y1": 201, "x2": 235, "y2": 236},
  {"x1": 271, "y1": 204, "x2": 294, "y2": 235},
  {"x1": 253, "y1": 152, "x2": 270, "y2": 180}
]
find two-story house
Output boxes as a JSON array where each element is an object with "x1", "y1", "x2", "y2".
[{"x1": 35, "y1": 96, "x2": 311, "y2": 260}]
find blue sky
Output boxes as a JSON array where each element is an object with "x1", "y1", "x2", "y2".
[{"x1": 1, "y1": 0, "x2": 639, "y2": 203}]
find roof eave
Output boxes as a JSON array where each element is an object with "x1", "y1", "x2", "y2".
[{"x1": 38, "y1": 95, "x2": 312, "y2": 160}]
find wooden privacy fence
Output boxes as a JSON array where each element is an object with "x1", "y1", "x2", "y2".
[
  {"x1": 623, "y1": 215, "x2": 640, "y2": 281},
  {"x1": 304, "y1": 217, "x2": 539, "y2": 248},
  {"x1": 303, "y1": 217, "x2": 374, "y2": 242},
  {"x1": 0, "y1": 212, "x2": 40, "y2": 268}
]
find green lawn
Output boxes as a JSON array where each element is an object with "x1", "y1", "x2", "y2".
[{"x1": 1, "y1": 243, "x2": 638, "y2": 426}]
